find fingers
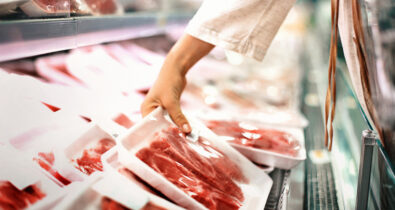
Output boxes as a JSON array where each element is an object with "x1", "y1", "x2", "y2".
[
  {"x1": 140, "y1": 99, "x2": 158, "y2": 117},
  {"x1": 141, "y1": 96, "x2": 191, "y2": 133},
  {"x1": 163, "y1": 99, "x2": 191, "y2": 133}
]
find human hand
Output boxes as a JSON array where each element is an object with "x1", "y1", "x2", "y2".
[
  {"x1": 141, "y1": 68, "x2": 191, "y2": 133},
  {"x1": 140, "y1": 34, "x2": 214, "y2": 133}
]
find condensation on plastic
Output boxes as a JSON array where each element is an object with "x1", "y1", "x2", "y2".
[
  {"x1": 117, "y1": 107, "x2": 273, "y2": 210},
  {"x1": 203, "y1": 119, "x2": 306, "y2": 169}
]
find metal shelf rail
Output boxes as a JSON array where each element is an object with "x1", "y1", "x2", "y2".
[{"x1": 0, "y1": 12, "x2": 192, "y2": 62}]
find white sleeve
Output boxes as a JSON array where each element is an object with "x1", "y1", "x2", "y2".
[{"x1": 186, "y1": 0, "x2": 296, "y2": 61}]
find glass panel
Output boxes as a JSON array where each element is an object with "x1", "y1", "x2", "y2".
[{"x1": 367, "y1": 139, "x2": 395, "y2": 210}]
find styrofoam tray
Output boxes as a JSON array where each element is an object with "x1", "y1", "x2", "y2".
[
  {"x1": 197, "y1": 108, "x2": 309, "y2": 128},
  {"x1": 0, "y1": 145, "x2": 65, "y2": 210},
  {"x1": 101, "y1": 148, "x2": 186, "y2": 210},
  {"x1": 55, "y1": 171, "x2": 149, "y2": 210},
  {"x1": 117, "y1": 107, "x2": 273, "y2": 210},
  {"x1": 197, "y1": 116, "x2": 306, "y2": 170},
  {"x1": 64, "y1": 124, "x2": 117, "y2": 176},
  {"x1": 228, "y1": 124, "x2": 306, "y2": 170}
]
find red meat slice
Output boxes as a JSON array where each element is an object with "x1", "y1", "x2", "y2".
[
  {"x1": 74, "y1": 138, "x2": 116, "y2": 175},
  {"x1": 113, "y1": 114, "x2": 134, "y2": 129},
  {"x1": 84, "y1": 0, "x2": 118, "y2": 15},
  {"x1": 205, "y1": 120, "x2": 300, "y2": 156},
  {"x1": 34, "y1": 152, "x2": 72, "y2": 186},
  {"x1": 136, "y1": 126, "x2": 247, "y2": 210},
  {"x1": 0, "y1": 181, "x2": 45, "y2": 210},
  {"x1": 101, "y1": 197, "x2": 166, "y2": 210},
  {"x1": 41, "y1": 102, "x2": 61, "y2": 112},
  {"x1": 35, "y1": 54, "x2": 83, "y2": 87}
]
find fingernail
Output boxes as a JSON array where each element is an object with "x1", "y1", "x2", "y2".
[{"x1": 182, "y1": 124, "x2": 191, "y2": 133}]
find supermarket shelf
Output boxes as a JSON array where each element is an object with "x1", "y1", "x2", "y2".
[
  {"x1": 265, "y1": 169, "x2": 291, "y2": 210},
  {"x1": 0, "y1": 12, "x2": 192, "y2": 62}
]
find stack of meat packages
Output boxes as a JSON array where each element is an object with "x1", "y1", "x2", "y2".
[
  {"x1": 0, "y1": 0, "x2": 124, "y2": 17},
  {"x1": 0, "y1": 33, "x2": 305, "y2": 209}
]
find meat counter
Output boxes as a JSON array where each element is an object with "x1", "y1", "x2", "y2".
[{"x1": 0, "y1": 0, "x2": 393, "y2": 209}]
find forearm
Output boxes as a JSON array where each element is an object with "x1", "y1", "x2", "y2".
[
  {"x1": 141, "y1": 34, "x2": 214, "y2": 132},
  {"x1": 161, "y1": 34, "x2": 215, "y2": 77}
]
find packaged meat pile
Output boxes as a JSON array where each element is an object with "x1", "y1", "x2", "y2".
[
  {"x1": 0, "y1": 181, "x2": 45, "y2": 209},
  {"x1": 204, "y1": 120, "x2": 306, "y2": 169},
  {"x1": 0, "y1": 29, "x2": 308, "y2": 209},
  {"x1": 0, "y1": 145, "x2": 65, "y2": 210},
  {"x1": 34, "y1": 152, "x2": 73, "y2": 186},
  {"x1": 73, "y1": 138, "x2": 116, "y2": 175},
  {"x1": 100, "y1": 148, "x2": 186, "y2": 210},
  {"x1": 135, "y1": 127, "x2": 247, "y2": 209},
  {"x1": 1, "y1": 0, "x2": 123, "y2": 18},
  {"x1": 205, "y1": 120, "x2": 300, "y2": 156},
  {"x1": 117, "y1": 107, "x2": 273, "y2": 210}
]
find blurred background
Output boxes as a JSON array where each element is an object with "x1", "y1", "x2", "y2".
[{"x1": 0, "y1": 0, "x2": 393, "y2": 209}]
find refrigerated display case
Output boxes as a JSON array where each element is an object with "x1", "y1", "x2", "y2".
[{"x1": 0, "y1": 0, "x2": 393, "y2": 209}]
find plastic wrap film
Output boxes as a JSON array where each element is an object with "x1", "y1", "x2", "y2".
[
  {"x1": 73, "y1": 138, "x2": 116, "y2": 175},
  {"x1": 205, "y1": 120, "x2": 300, "y2": 157},
  {"x1": 118, "y1": 107, "x2": 273, "y2": 210},
  {"x1": 34, "y1": 152, "x2": 73, "y2": 186},
  {"x1": 204, "y1": 119, "x2": 306, "y2": 169},
  {"x1": 1, "y1": 0, "x2": 123, "y2": 18},
  {"x1": 136, "y1": 126, "x2": 247, "y2": 210},
  {"x1": 0, "y1": 181, "x2": 45, "y2": 209}
]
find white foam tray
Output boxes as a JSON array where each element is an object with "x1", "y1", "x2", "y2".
[
  {"x1": 101, "y1": 148, "x2": 186, "y2": 210},
  {"x1": 197, "y1": 116, "x2": 306, "y2": 170},
  {"x1": 117, "y1": 107, "x2": 273, "y2": 210}
]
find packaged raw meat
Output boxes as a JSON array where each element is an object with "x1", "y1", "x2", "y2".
[
  {"x1": 64, "y1": 125, "x2": 117, "y2": 176},
  {"x1": 0, "y1": 145, "x2": 65, "y2": 210},
  {"x1": 35, "y1": 54, "x2": 84, "y2": 87},
  {"x1": 55, "y1": 171, "x2": 150, "y2": 210},
  {"x1": 20, "y1": 0, "x2": 90, "y2": 17},
  {"x1": 0, "y1": 181, "x2": 45, "y2": 209},
  {"x1": 204, "y1": 119, "x2": 306, "y2": 169},
  {"x1": 34, "y1": 152, "x2": 73, "y2": 186},
  {"x1": 101, "y1": 148, "x2": 186, "y2": 210},
  {"x1": 0, "y1": 59, "x2": 36, "y2": 76},
  {"x1": 83, "y1": 0, "x2": 123, "y2": 15},
  {"x1": 205, "y1": 120, "x2": 300, "y2": 156},
  {"x1": 66, "y1": 45, "x2": 155, "y2": 93},
  {"x1": 119, "y1": 42, "x2": 165, "y2": 66},
  {"x1": 117, "y1": 107, "x2": 273, "y2": 210},
  {"x1": 0, "y1": 0, "x2": 29, "y2": 16},
  {"x1": 20, "y1": 0, "x2": 122, "y2": 17},
  {"x1": 5, "y1": 115, "x2": 92, "y2": 187},
  {"x1": 74, "y1": 138, "x2": 116, "y2": 175},
  {"x1": 198, "y1": 108, "x2": 308, "y2": 128},
  {"x1": 112, "y1": 113, "x2": 134, "y2": 129}
]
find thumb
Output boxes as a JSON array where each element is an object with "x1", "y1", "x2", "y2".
[{"x1": 164, "y1": 100, "x2": 191, "y2": 133}]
